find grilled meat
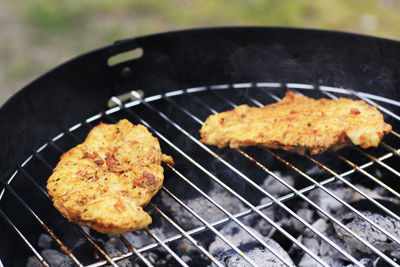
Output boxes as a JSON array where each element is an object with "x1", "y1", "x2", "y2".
[
  {"x1": 47, "y1": 119, "x2": 174, "y2": 234},
  {"x1": 200, "y1": 91, "x2": 391, "y2": 155}
]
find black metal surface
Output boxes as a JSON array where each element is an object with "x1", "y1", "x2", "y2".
[
  {"x1": 2, "y1": 27, "x2": 400, "y2": 266},
  {"x1": 1, "y1": 27, "x2": 400, "y2": 179}
]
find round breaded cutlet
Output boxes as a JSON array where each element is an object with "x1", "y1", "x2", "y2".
[{"x1": 47, "y1": 119, "x2": 173, "y2": 234}]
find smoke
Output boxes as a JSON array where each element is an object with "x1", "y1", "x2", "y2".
[
  {"x1": 228, "y1": 40, "x2": 397, "y2": 100},
  {"x1": 229, "y1": 44, "x2": 304, "y2": 83}
]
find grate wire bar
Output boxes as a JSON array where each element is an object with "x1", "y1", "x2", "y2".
[{"x1": 1, "y1": 82, "x2": 400, "y2": 266}]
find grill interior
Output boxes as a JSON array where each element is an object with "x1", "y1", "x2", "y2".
[{"x1": 1, "y1": 82, "x2": 400, "y2": 267}]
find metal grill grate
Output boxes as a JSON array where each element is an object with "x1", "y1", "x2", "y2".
[{"x1": 1, "y1": 83, "x2": 400, "y2": 266}]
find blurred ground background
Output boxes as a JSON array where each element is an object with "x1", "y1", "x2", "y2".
[{"x1": 1, "y1": 0, "x2": 400, "y2": 105}]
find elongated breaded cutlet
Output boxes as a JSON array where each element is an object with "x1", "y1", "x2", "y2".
[
  {"x1": 47, "y1": 119, "x2": 174, "y2": 234},
  {"x1": 200, "y1": 91, "x2": 391, "y2": 155}
]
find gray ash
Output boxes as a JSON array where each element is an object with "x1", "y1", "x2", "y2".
[
  {"x1": 208, "y1": 221, "x2": 294, "y2": 267},
  {"x1": 27, "y1": 249, "x2": 74, "y2": 267},
  {"x1": 334, "y1": 210, "x2": 400, "y2": 257},
  {"x1": 218, "y1": 241, "x2": 294, "y2": 267},
  {"x1": 159, "y1": 186, "x2": 246, "y2": 230}
]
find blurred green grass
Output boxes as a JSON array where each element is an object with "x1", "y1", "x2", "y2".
[{"x1": 1, "y1": 0, "x2": 400, "y2": 104}]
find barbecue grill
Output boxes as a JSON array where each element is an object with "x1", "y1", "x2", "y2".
[{"x1": 1, "y1": 27, "x2": 400, "y2": 266}]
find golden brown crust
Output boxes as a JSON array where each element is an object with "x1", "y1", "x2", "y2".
[
  {"x1": 200, "y1": 91, "x2": 392, "y2": 155},
  {"x1": 47, "y1": 119, "x2": 173, "y2": 234}
]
